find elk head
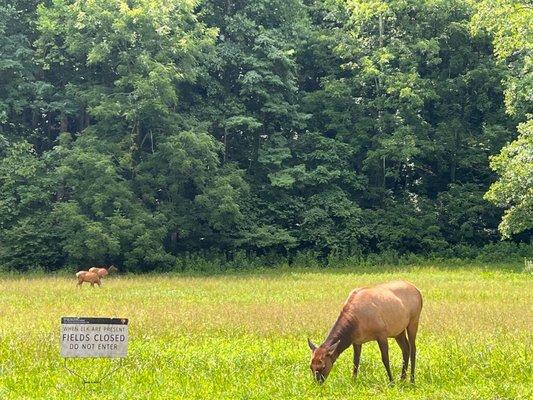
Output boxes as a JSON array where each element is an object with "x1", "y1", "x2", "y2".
[{"x1": 307, "y1": 338, "x2": 340, "y2": 384}]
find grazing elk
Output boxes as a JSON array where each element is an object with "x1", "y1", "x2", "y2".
[
  {"x1": 308, "y1": 280, "x2": 422, "y2": 384},
  {"x1": 75, "y1": 271, "x2": 102, "y2": 288}
]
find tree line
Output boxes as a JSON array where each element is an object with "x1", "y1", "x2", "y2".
[{"x1": 0, "y1": 0, "x2": 531, "y2": 271}]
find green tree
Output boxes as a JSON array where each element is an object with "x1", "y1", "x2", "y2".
[
  {"x1": 0, "y1": 141, "x2": 61, "y2": 270},
  {"x1": 136, "y1": 130, "x2": 249, "y2": 254},
  {"x1": 484, "y1": 121, "x2": 532, "y2": 237},
  {"x1": 197, "y1": 0, "x2": 309, "y2": 169},
  {"x1": 473, "y1": 0, "x2": 532, "y2": 237},
  {"x1": 297, "y1": 0, "x2": 511, "y2": 254},
  {"x1": 51, "y1": 133, "x2": 172, "y2": 271},
  {"x1": 0, "y1": 1, "x2": 59, "y2": 148},
  {"x1": 36, "y1": 0, "x2": 216, "y2": 149},
  {"x1": 0, "y1": 0, "x2": 529, "y2": 271}
]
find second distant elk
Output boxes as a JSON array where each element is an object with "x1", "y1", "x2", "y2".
[
  {"x1": 308, "y1": 280, "x2": 422, "y2": 384},
  {"x1": 88, "y1": 265, "x2": 118, "y2": 277}
]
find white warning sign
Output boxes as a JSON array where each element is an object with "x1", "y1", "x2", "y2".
[{"x1": 60, "y1": 317, "x2": 128, "y2": 358}]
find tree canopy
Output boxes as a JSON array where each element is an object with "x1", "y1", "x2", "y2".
[
  {"x1": 472, "y1": 0, "x2": 532, "y2": 238},
  {"x1": 0, "y1": 0, "x2": 530, "y2": 271}
]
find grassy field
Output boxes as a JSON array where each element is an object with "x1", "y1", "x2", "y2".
[{"x1": 0, "y1": 264, "x2": 531, "y2": 399}]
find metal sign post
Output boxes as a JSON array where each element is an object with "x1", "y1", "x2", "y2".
[{"x1": 60, "y1": 317, "x2": 128, "y2": 384}]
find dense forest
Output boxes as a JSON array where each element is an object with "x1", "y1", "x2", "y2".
[{"x1": 0, "y1": 0, "x2": 531, "y2": 271}]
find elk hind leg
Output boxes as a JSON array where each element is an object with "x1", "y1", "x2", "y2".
[
  {"x1": 406, "y1": 318, "x2": 419, "y2": 384},
  {"x1": 395, "y1": 330, "x2": 410, "y2": 380},
  {"x1": 377, "y1": 337, "x2": 393, "y2": 383}
]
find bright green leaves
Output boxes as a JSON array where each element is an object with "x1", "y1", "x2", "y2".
[
  {"x1": 471, "y1": 0, "x2": 532, "y2": 61},
  {"x1": 485, "y1": 121, "x2": 533, "y2": 237},
  {"x1": 471, "y1": 0, "x2": 532, "y2": 117},
  {"x1": 472, "y1": 1, "x2": 532, "y2": 236},
  {"x1": 36, "y1": 0, "x2": 216, "y2": 141},
  {"x1": 224, "y1": 116, "x2": 263, "y2": 132},
  {"x1": 344, "y1": 0, "x2": 389, "y2": 20}
]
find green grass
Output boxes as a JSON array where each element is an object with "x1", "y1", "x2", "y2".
[{"x1": 0, "y1": 264, "x2": 532, "y2": 399}]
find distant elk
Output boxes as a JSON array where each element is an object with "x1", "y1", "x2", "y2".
[
  {"x1": 308, "y1": 280, "x2": 422, "y2": 384},
  {"x1": 75, "y1": 271, "x2": 101, "y2": 288},
  {"x1": 88, "y1": 265, "x2": 118, "y2": 277},
  {"x1": 75, "y1": 265, "x2": 117, "y2": 288}
]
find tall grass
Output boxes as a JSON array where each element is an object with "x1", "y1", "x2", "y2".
[{"x1": 0, "y1": 264, "x2": 531, "y2": 399}]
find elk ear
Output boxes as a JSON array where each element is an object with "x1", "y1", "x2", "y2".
[
  {"x1": 307, "y1": 338, "x2": 317, "y2": 351},
  {"x1": 327, "y1": 340, "x2": 340, "y2": 356}
]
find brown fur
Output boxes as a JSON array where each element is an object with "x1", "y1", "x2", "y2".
[
  {"x1": 308, "y1": 280, "x2": 422, "y2": 384},
  {"x1": 75, "y1": 271, "x2": 101, "y2": 288},
  {"x1": 88, "y1": 265, "x2": 117, "y2": 277}
]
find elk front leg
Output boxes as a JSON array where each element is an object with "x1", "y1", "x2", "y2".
[{"x1": 353, "y1": 344, "x2": 362, "y2": 378}]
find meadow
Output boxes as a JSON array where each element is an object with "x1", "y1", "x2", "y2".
[{"x1": 0, "y1": 263, "x2": 531, "y2": 399}]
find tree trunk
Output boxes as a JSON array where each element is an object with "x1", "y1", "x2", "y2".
[
  {"x1": 379, "y1": 14, "x2": 384, "y2": 48},
  {"x1": 170, "y1": 232, "x2": 178, "y2": 255},
  {"x1": 60, "y1": 113, "x2": 68, "y2": 132},
  {"x1": 382, "y1": 155, "x2": 386, "y2": 188}
]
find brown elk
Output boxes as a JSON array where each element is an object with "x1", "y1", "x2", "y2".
[
  {"x1": 308, "y1": 280, "x2": 422, "y2": 384},
  {"x1": 88, "y1": 265, "x2": 118, "y2": 277},
  {"x1": 75, "y1": 271, "x2": 101, "y2": 288}
]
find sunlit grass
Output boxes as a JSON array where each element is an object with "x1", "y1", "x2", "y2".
[{"x1": 0, "y1": 264, "x2": 531, "y2": 399}]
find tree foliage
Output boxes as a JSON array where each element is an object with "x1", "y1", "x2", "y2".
[
  {"x1": 484, "y1": 121, "x2": 532, "y2": 237},
  {"x1": 0, "y1": 0, "x2": 529, "y2": 270},
  {"x1": 472, "y1": 0, "x2": 532, "y2": 237}
]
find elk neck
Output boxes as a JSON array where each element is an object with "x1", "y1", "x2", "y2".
[{"x1": 323, "y1": 310, "x2": 357, "y2": 361}]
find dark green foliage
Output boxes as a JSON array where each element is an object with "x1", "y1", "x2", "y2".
[
  {"x1": 0, "y1": 141, "x2": 62, "y2": 270},
  {"x1": 369, "y1": 196, "x2": 447, "y2": 254},
  {"x1": 437, "y1": 184, "x2": 501, "y2": 245},
  {"x1": 0, "y1": 0, "x2": 529, "y2": 271}
]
